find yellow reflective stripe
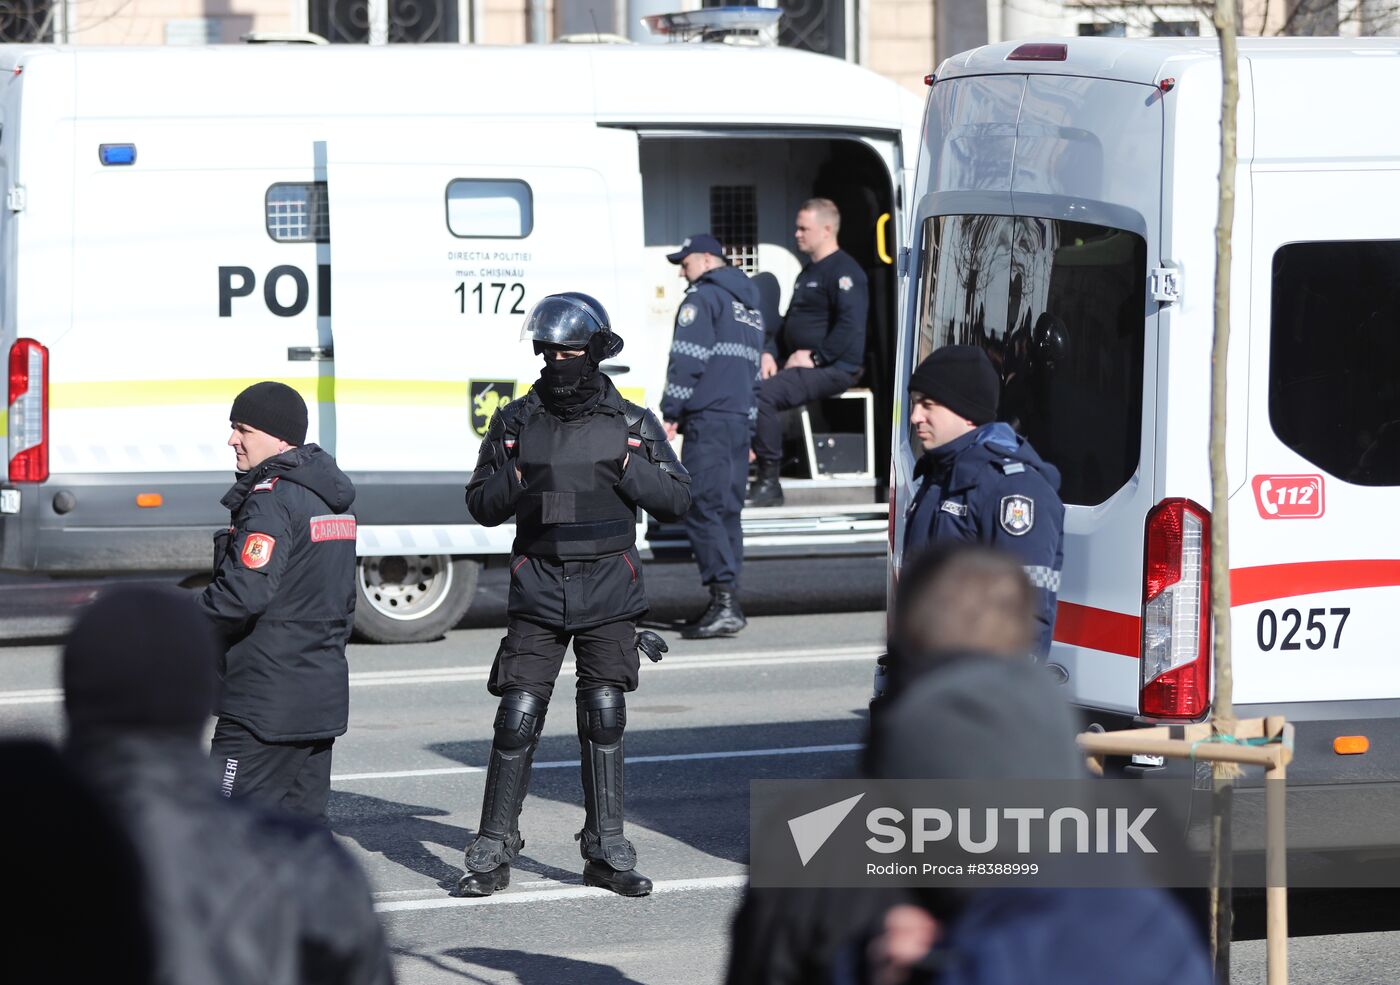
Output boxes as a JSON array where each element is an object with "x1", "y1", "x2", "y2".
[{"x1": 47, "y1": 379, "x2": 648, "y2": 410}]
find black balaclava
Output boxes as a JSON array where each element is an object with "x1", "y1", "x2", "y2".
[{"x1": 536, "y1": 340, "x2": 606, "y2": 418}]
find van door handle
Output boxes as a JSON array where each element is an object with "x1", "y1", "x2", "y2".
[
  {"x1": 600, "y1": 363, "x2": 630, "y2": 375},
  {"x1": 287, "y1": 346, "x2": 334, "y2": 361}
]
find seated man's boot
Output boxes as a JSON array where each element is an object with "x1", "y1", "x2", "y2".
[
  {"x1": 745, "y1": 458, "x2": 784, "y2": 508},
  {"x1": 455, "y1": 690, "x2": 546, "y2": 898},
  {"x1": 576, "y1": 686, "x2": 652, "y2": 898},
  {"x1": 682, "y1": 585, "x2": 747, "y2": 639}
]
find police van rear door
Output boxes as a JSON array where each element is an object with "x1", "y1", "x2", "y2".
[
  {"x1": 322, "y1": 123, "x2": 648, "y2": 548},
  {"x1": 901, "y1": 69, "x2": 1164, "y2": 715}
]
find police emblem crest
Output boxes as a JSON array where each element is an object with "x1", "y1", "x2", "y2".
[
  {"x1": 678, "y1": 304, "x2": 698, "y2": 327},
  {"x1": 838, "y1": 275, "x2": 854, "y2": 292},
  {"x1": 240, "y1": 533, "x2": 276, "y2": 569},
  {"x1": 999, "y1": 495, "x2": 1034, "y2": 536},
  {"x1": 470, "y1": 380, "x2": 517, "y2": 438}
]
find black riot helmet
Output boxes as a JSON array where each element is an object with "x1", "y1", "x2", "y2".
[{"x1": 520, "y1": 292, "x2": 624, "y2": 361}]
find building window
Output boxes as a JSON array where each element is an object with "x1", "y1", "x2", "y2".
[
  {"x1": 309, "y1": 0, "x2": 457, "y2": 42},
  {"x1": 1270, "y1": 241, "x2": 1400, "y2": 486},
  {"x1": 1152, "y1": 21, "x2": 1201, "y2": 35},
  {"x1": 446, "y1": 180, "x2": 533, "y2": 239},
  {"x1": 0, "y1": 0, "x2": 54, "y2": 41},
  {"x1": 1078, "y1": 22, "x2": 1127, "y2": 36},
  {"x1": 709, "y1": 186, "x2": 758, "y2": 273},
  {"x1": 266, "y1": 183, "x2": 330, "y2": 243},
  {"x1": 916, "y1": 215, "x2": 1147, "y2": 506}
]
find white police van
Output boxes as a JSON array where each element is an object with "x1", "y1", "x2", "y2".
[
  {"x1": 894, "y1": 38, "x2": 1400, "y2": 794},
  {"x1": 0, "y1": 42, "x2": 922, "y2": 641}
]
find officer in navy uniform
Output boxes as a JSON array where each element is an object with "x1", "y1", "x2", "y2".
[
  {"x1": 458, "y1": 292, "x2": 691, "y2": 899},
  {"x1": 902, "y1": 346, "x2": 1065, "y2": 659},
  {"x1": 747, "y1": 198, "x2": 868, "y2": 507},
  {"x1": 662, "y1": 234, "x2": 765, "y2": 639}
]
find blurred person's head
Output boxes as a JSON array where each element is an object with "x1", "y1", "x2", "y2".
[
  {"x1": 63, "y1": 585, "x2": 219, "y2": 742},
  {"x1": 667, "y1": 233, "x2": 728, "y2": 284},
  {"x1": 890, "y1": 544, "x2": 1035, "y2": 687},
  {"x1": 228, "y1": 381, "x2": 307, "y2": 471}
]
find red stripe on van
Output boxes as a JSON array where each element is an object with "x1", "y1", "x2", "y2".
[
  {"x1": 1053, "y1": 601, "x2": 1141, "y2": 658},
  {"x1": 1230, "y1": 560, "x2": 1400, "y2": 607}
]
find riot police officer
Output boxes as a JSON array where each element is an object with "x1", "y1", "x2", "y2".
[
  {"x1": 902, "y1": 346, "x2": 1065, "y2": 659},
  {"x1": 458, "y1": 292, "x2": 691, "y2": 898},
  {"x1": 662, "y1": 233, "x2": 765, "y2": 639}
]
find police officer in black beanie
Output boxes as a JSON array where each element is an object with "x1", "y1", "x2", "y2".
[
  {"x1": 901, "y1": 346, "x2": 1065, "y2": 660},
  {"x1": 198, "y1": 381, "x2": 358, "y2": 822},
  {"x1": 458, "y1": 292, "x2": 691, "y2": 898},
  {"x1": 63, "y1": 585, "x2": 394, "y2": 985}
]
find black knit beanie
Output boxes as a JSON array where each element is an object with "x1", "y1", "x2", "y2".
[
  {"x1": 908, "y1": 345, "x2": 1000, "y2": 425},
  {"x1": 63, "y1": 586, "x2": 219, "y2": 737},
  {"x1": 230, "y1": 381, "x2": 307, "y2": 446}
]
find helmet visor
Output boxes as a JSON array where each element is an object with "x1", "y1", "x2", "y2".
[{"x1": 519, "y1": 296, "x2": 602, "y2": 348}]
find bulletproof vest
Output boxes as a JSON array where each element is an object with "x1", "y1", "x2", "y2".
[{"x1": 513, "y1": 404, "x2": 637, "y2": 560}]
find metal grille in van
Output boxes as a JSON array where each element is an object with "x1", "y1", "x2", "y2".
[
  {"x1": 266, "y1": 182, "x2": 330, "y2": 243},
  {"x1": 709, "y1": 185, "x2": 758, "y2": 273}
]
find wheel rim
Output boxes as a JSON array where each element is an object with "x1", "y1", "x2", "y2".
[{"x1": 359, "y1": 555, "x2": 454, "y2": 622}]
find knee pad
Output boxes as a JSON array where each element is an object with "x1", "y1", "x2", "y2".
[
  {"x1": 577, "y1": 686, "x2": 626, "y2": 745},
  {"x1": 493, "y1": 690, "x2": 548, "y2": 751}
]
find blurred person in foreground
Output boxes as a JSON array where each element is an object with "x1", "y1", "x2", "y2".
[
  {"x1": 62, "y1": 584, "x2": 393, "y2": 985},
  {"x1": 852, "y1": 546, "x2": 1211, "y2": 985}
]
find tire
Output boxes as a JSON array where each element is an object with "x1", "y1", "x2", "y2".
[{"x1": 352, "y1": 554, "x2": 479, "y2": 644}]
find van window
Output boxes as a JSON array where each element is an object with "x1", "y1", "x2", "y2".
[
  {"x1": 446, "y1": 180, "x2": 532, "y2": 239},
  {"x1": 266, "y1": 182, "x2": 329, "y2": 243},
  {"x1": 914, "y1": 215, "x2": 1147, "y2": 506},
  {"x1": 710, "y1": 185, "x2": 758, "y2": 273},
  {"x1": 1270, "y1": 241, "x2": 1400, "y2": 486}
]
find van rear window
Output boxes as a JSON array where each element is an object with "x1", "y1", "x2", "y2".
[
  {"x1": 1270, "y1": 241, "x2": 1400, "y2": 486},
  {"x1": 914, "y1": 215, "x2": 1147, "y2": 506},
  {"x1": 266, "y1": 183, "x2": 329, "y2": 243}
]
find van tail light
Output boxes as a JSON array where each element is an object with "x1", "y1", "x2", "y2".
[
  {"x1": 1140, "y1": 499, "x2": 1211, "y2": 719},
  {"x1": 8, "y1": 339, "x2": 49, "y2": 483}
]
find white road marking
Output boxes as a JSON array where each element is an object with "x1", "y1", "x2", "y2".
[
  {"x1": 373, "y1": 874, "x2": 747, "y2": 912},
  {"x1": 333, "y1": 742, "x2": 863, "y2": 782},
  {"x1": 0, "y1": 644, "x2": 882, "y2": 706}
]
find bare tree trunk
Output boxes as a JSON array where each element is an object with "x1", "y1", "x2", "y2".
[{"x1": 1210, "y1": 1, "x2": 1241, "y2": 980}]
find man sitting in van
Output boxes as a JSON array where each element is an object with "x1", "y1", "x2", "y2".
[
  {"x1": 903, "y1": 346, "x2": 1065, "y2": 659},
  {"x1": 746, "y1": 199, "x2": 868, "y2": 507}
]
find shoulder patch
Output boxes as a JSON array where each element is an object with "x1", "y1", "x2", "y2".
[
  {"x1": 838, "y1": 275, "x2": 854, "y2": 292},
  {"x1": 678, "y1": 303, "x2": 698, "y2": 327},
  {"x1": 252, "y1": 477, "x2": 279, "y2": 493},
  {"x1": 240, "y1": 532, "x2": 277, "y2": 569},
  {"x1": 310, "y1": 515, "x2": 357, "y2": 543},
  {"x1": 999, "y1": 495, "x2": 1035, "y2": 536}
]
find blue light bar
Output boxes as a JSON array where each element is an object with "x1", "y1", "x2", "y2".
[{"x1": 99, "y1": 143, "x2": 136, "y2": 166}]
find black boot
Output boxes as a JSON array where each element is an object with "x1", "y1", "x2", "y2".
[
  {"x1": 746, "y1": 458, "x2": 784, "y2": 508},
  {"x1": 682, "y1": 584, "x2": 746, "y2": 639},
  {"x1": 575, "y1": 687, "x2": 651, "y2": 897},
  {"x1": 455, "y1": 690, "x2": 546, "y2": 898}
]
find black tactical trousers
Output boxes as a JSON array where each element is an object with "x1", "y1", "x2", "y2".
[
  {"x1": 487, "y1": 617, "x2": 640, "y2": 701},
  {"x1": 211, "y1": 718, "x2": 334, "y2": 823}
]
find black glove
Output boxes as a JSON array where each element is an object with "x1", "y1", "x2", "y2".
[{"x1": 636, "y1": 630, "x2": 668, "y2": 663}]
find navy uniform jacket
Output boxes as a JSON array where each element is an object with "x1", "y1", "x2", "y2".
[
  {"x1": 903, "y1": 423, "x2": 1065, "y2": 658},
  {"x1": 767, "y1": 249, "x2": 868, "y2": 374},
  {"x1": 661, "y1": 264, "x2": 765, "y2": 426}
]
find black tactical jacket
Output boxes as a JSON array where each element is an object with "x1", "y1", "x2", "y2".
[
  {"x1": 199, "y1": 444, "x2": 358, "y2": 742},
  {"x1": 467, "y1": 378, "x2": 691, "y2": 631},
  {"x1": 67, "y1": 732, "x2": 393, "y2": 985}
]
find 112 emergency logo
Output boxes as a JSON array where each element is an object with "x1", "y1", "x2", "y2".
[{"x1": 471, "y1": 380, "x2": 517, "y2": 437}]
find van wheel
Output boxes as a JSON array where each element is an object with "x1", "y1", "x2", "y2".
[{"x1": 352, "y1": 554, "x2": 478, "y2": 644}]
